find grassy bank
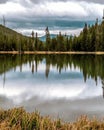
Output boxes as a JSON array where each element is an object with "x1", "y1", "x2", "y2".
[{"x1": 0, "y1": 108, "x2": 104, "y2": 130}]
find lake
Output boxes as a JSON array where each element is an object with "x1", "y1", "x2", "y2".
[{"x1": 0, "y1": 54, "x2": 104, "y2": 122}]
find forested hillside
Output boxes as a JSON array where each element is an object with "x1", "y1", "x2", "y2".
[
  {"x1": 0, "y1": 25, "x2": 43, "y2": 51},
  {"x1": 0, "y1": 20, "x2": 104, "y2": 52}
]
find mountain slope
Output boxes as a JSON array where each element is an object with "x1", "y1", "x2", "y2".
[{"x1": 0, "y1": 25, "x2": 34, "y2": 51}]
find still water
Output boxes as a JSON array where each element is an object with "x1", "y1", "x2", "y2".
[{"x1": 0, "y1": 54, "x2": 104, "y2": 121}]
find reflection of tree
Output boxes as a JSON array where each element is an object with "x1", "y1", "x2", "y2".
[
  {"x1": 3, "y1": 62, "x2": 6, "y2": 88},
  {"x1": 45, "y1": 63, "x2": 50, "y2": 78},
  {"x1": 19, "y1": 54, "x2": 22, "y2": 72},
  {"x1": 32, "y1": 62, "x2": 34, "y2": 74},
  {"x1": 35, "y1": 55, "x2": 38, "y2": 73},
  {"x1": 102, "y1": 79, "x2": 104, "y2": 98},
  {"x1": 45, "y1": 56, "x2": 50, "y2": 78}
]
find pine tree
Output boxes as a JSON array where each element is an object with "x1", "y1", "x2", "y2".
[
  {"x1": 81, "y1": 23, "x2": 88, "y2": 51},
  {"x1": 90, "y1": 25, "x2": 96, "y2": 51},
  {"x1": 35, "y1": 32, "x2": 38, "y2": 51},
  {"x1": 101, "y1": 21, "x2": 104, "y2": 50},
  {"x1": 45, "y1": 26, "x2": 50, "y2": 51},
  {"x1": 31, "y1": 31, "x2": 35, "y2": 51}
]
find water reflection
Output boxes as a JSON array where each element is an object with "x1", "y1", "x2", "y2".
[
  {"x1": 102, "y1": 79, "x2": 104, "y2": 98},
  {"x1": 0, "y1": 54, "x2": 104, "y2": 121},
  {"x1": 0, "y1": 54, "x2": 104, "y2": 83},
  {"x1": 0, "y1": 54, "x2": 103, "y2": 99},
  {"x1": 3, "y1": 69, "x2": 6, "y2": 88}
]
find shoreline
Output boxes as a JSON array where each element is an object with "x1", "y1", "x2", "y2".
[{"x1": 1, "y1": 51, "x2": 104, "y2": 55}]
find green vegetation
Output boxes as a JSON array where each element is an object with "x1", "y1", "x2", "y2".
[
  {"x1": 0, "y1": 20, "x2": 104, "y2": 52},
  {"x1": 0, "y1": 107, "x2": 104, "y2": 130},
  {"x1": 45, "y1": 20, "x2": 104, "y2": 51},
  {"x1": 0, "y1": 25, "x2": 44, "y2": 51}
]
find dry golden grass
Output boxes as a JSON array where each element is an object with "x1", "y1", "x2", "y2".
[{"x1": 0, "y1": 107, "x2": 104, "y2": 130}]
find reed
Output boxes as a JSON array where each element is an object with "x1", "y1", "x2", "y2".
[{"x1": 0, "y1": 107, "x2": 104, "y2": 130}]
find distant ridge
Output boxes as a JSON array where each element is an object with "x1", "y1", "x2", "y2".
[
  {"x1": 39, "y1": 34, "x2": 71, "y2": 42},
  {"x1": 39, "y1": 34, "x2": 57, "y2": 41}
]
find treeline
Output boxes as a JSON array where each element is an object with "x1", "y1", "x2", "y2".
[
  {"x1": 0, "y1": 20, "x2": 104, "y2": 51},
  {"x1": 44, "y1": 20, "x2": 104, "y2": 51}
]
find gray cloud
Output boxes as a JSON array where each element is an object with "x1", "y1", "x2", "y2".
[
  {"x1": 30, "y1": 0, "x2": 104, "y2": 4},
  {"x1": 0, "y1": 0, "x2": 104, "y2": 4},
  {"x1": 0, "y1": 0, "x2": 9, "y2": 4},
  {"x1": 0, "y1": 0, "x2": 104, "y2": 22},
  {"x1": 74, "y1": 0, "x2": 104, "y2": 4}
]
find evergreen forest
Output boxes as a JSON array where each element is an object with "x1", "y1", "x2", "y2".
[{"x1": 0, "y1": 19, "x2": 104, "y2": 51}]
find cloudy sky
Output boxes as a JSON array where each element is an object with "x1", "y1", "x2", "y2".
[
  {"x1": 0, "y1": 0, "x2": 104, "y2": 36},
  {"x1": 0, "y1": 0, "x2": 104, "y2": 20}
]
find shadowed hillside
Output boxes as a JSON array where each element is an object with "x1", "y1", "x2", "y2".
[{"x1": 0, "y1": 24, "x2": 22, "y2": 37}]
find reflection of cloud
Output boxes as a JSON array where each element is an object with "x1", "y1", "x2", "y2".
[
  {"x1": 0, "y1": 61, "x2": 102, "y2": 104},
  {"x1": 0, "y1": 95, "x2": 14, "y2": 109},
  {"x1": 45, "y1": 85, "x2": 85, "y2": 98},
  {"x1": 0, "y1": 74, "x2": 101, "y2": 104},
  {"x1": 0, "y1": 62, "x2": 102, "y2": 105},
  {"x1": 0, "y1": 94, "x2": 104, "y2": 122}
]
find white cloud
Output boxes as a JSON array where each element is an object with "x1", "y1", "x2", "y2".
[
  {"x1": 0, "y1": 0, "x2": 104, "y2": 20},
  {"x1": 0, "y1": 1, "x2": 26, "y2": 16}
]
